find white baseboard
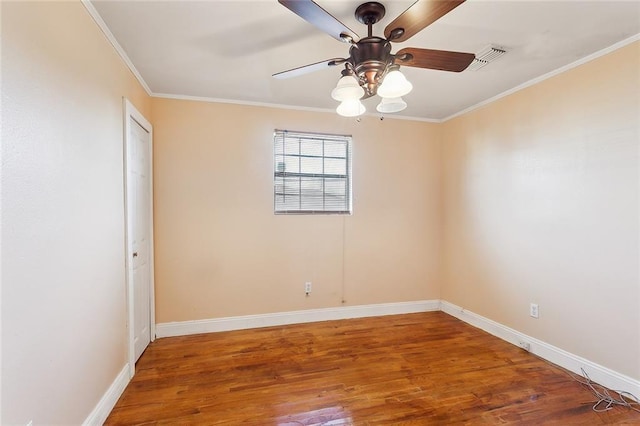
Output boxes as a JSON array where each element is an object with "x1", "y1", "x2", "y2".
[
  {"x1": 89, "y1": 299, "x2": 638, "y2": 425},
  {"x1": 82, "y1": 365, "x2": 130, "y2": 426},
  {"x1": 156, "y1": 300, "x2": 440, "y2": 338},
  {"x1": 440, "y1": 300, "x2": 640, "y2": 397}
]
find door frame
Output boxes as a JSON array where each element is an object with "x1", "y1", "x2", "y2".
[{"x1": 123, "y1": 98, "x2": 155, "y2": 378}]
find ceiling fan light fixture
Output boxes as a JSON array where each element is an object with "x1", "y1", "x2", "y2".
[
  {"x1": 276, "y1": 0, "x2": 476, "y2": 118},
  {"x1": 331, "y1": 74, "x2": 364, "y2": 101},
  {"x1": 376, "y1": 96, "x2": 407, "y2": 113},
  {"x1": 336, "y1": 99, "x2": 366, "y2": 117},
  {"x1": 376, "y1": 68, "x2": 412, "y2": 98}
]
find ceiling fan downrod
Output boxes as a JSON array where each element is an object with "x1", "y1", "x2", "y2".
[{"x1": 355, "y1": 2, "x2": 385, "y2": 38}]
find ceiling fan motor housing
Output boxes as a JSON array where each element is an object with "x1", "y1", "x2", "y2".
[{"x1": 350, "y1": 37, "x2": 393, "y2": 95}]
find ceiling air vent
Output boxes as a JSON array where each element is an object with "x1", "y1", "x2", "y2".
[{"x1": 468, "y1": 45, "x2": 507, "y2": 71}]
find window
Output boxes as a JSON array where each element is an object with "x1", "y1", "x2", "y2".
[{"x1": 274, "y1": 130, "x2": 352, "y2": 214}]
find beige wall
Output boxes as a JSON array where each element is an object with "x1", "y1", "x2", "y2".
[
  {"x1": 442, "y1": 42, "x2": 640, "y2": 379},
  {"x1": 151, "y1": 99, "x2": 443, "y2": 322},
  {"x1": 2, "y1": 1, "x2": 150, "y2": 424},
  {"x1": 2, "y1": 1, "x2": 638, "y2": 423}
]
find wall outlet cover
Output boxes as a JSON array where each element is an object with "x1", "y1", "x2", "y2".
[{"x1": 530, "y1": 303, "x2": 539, "y2": 318}]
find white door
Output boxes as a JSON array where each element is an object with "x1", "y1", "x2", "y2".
[
  {"x1": 130, "y1": 118, "x2": 151, "y2": 361},
  {"x1": 124, "y1": 99, "x2": 154, "y2": 371}
]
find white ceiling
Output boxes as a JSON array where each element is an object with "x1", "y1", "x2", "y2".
[{"x1": 90, "y1": 0, "x2": 640, "y2": 121}]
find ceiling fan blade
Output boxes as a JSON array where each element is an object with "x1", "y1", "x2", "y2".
[
  {"x1": 395, "y1": 47, "x2": 474, "y2": 72},
  {"x1": 384, "y1": 0, "x2": 465, "y2": 43},
  {"x1": 278, "y1": 0, "x2": 359, "y2": 43},
  {"x1": 273, "y1": 58, "x2": 346, "y2": 79}
]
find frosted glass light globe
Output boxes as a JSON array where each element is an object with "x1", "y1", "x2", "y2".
[
  {"x1": 376, "y1": 97, "x2": 407, "y2": 113},
  {"x1": 377, "y1": 69, "x2": 412, "y2": 98},
  {"x1": 336, "y1": 99, "x2": 366, "y2": 117},
  {"x1": 331, "y1": 75, "x2": 364, "y2": 101}
]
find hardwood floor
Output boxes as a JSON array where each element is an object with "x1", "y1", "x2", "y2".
[{"x1": 106, "y1": 312, "x2": 640, "y2": 425}]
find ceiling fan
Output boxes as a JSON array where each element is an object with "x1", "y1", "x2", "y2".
[{"x1": 273, "y1": 0, "x2": 475, "y2": 116}]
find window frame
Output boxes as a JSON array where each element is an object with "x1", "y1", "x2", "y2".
[{"x1": 273, "y1": 129, "x2": 353, "y2": 215}]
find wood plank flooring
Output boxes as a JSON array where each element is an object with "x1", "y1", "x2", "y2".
[{"x1": 106, "y1": 312, "x2": 640, "y2": 425}]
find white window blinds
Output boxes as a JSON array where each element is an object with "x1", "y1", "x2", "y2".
[{"x1": 274, "y1": 130, "x2": 352, "y2": 214}]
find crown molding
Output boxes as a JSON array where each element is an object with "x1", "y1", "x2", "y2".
[
  {"x1": 441, "y1": 33, "x2": 640, "y2": 122},
  {"x1": 81, "y1": 0, "x2": 152, "y2": 95},
  {"x1": 81, "y1": 1, "x2": 638, "y2": 124}
]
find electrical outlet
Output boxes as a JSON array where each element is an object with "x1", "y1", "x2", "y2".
[
  {"x1": 530, "y1": 303, "x2": 539, "y2": 318},
  {"x1": 305, "y1": 282, "x2": 312, "y2": 294},
  {"x1": 518, "y1": 340, "x2": 531, "y2": 351}
]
